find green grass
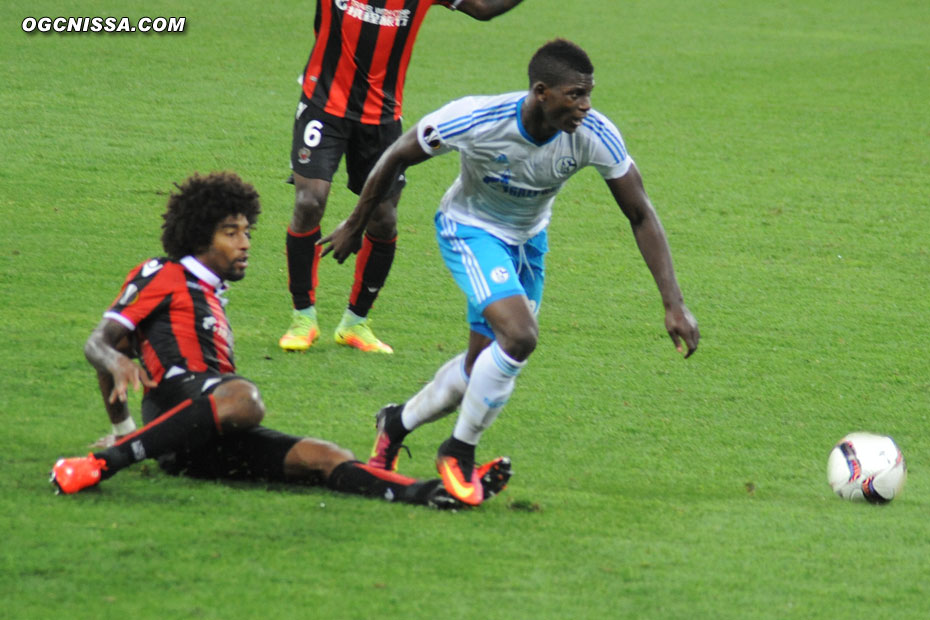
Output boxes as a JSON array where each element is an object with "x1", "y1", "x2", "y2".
[{"x1": 2, "y1": 0, "x2": 930, "y2": 618}]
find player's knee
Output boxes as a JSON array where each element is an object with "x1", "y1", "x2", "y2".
[
  {"x1": 499, "y1": 323, "x2": 538, "y2": 361},
  {"x1": 292, "y1": 188, "x2": 327, "y2": 231},
  {"x1": 213, "y1": 379, "x2": 265, "y2": 430},
  {"x1": 325, "y1": 445, "x2": 355, "y2": 475},
  {"x1": 285, "y1": 438, "x2": 354, "y2": 479}
]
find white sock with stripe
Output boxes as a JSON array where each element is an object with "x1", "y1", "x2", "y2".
[
  {"x1": 401, "y1": 353, "x2": 468, "y2": 431},
  {"x1": 452, "y1": 342, "x2": 525, "y2": 445}
]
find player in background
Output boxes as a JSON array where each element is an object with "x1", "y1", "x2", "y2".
[
  {"x1": 50, "y1": 171, "x2": 511, "y2": 507},
  {"x1": 279, "y1": 0, "x2": 524, "y2": 354},
  {"x1": 320, "y1": 39, "x2": 700, "y2": 505}
]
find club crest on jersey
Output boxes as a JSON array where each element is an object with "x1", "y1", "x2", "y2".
[
  {"x1": 490, "y1": 267, "x2": 510, "y2": 284},
  {"x1": 298, "y1": 147, "x2": 312, "y2": 165},
  {"x1": 556, "y1": 156, "x2": 578, "y2": 175},
  {"x1": 422, "y1": 125, "x2": 442, "y2": 150}
]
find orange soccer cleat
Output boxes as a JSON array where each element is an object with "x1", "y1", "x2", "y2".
[
  {"x1": 436, "y1": 448, "x2": 483, "y2": 506},
  {"x1": 50, "y1": 453, "x2": 108, "y2": 494}
]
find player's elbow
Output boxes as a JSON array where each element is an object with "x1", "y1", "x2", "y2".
[
  {"x1": 464, "y1": 1, "x2": 508, "y2": 21},
  {"x1": 83, "y1": 332, "x2": 109, "y2": 368}
]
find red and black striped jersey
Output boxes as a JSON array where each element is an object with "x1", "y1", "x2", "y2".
[
  {"x1": 302, "y1": 0, "x2": 456, "y2": 124},
  {"x1": 104, "y1": 256, "x2": 235, "y2": 384}
]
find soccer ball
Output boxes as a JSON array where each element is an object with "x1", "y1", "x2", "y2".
[{"x1": 826, "y1": 432, "x2": 906, "y2": 503}]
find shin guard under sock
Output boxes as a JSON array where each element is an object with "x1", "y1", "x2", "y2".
[
  {"x1": 327, "y1": 460, "x2": 434, "y2": 504},
  {"x1": 453, "y1": 342, "x2": 524, "y2": 446},
  {"x1": 348, "y1": 234, "x2": 395, "y2": 317},
  {"x1": 286, "y1": 227, "x2": 321, "y2": 309},
  {"x1": 94, "y1": 396, "x2": 221, "y2": 478},
  {"x1": 401, "y1": 353, "x2": 468, "y2": 432}
]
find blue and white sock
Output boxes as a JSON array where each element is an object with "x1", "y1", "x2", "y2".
[
  {"x1": 402, "y1": 353, "x2": 468, "y2": 431},
  {"x1": 453, "y1": 342, "x2": 525, "y2": 445}
]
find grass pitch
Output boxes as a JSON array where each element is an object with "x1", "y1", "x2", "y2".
[{"x1": 2, "y1": 1, "x2": 929, "y2": 618}]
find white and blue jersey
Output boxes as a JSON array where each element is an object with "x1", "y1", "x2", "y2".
[
  {"x1": 416, "y1": 91, "x2": 633, "y2": 335},
  {"x1": 415, "y1": 91, "x2": 633, "y2": 246}
]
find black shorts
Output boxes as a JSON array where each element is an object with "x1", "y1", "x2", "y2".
[
  {"x1": 142, "y1": 371, "x2": 302, "y2": 483},
  {"x1": 290, "y1": 94, "x2": 405, "y2": 195}
]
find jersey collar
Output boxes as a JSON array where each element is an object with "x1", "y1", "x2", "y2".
[
  {"x1": 180, "y1": 255, "x2": 226, "y2": 293},
  {"x1": 516, "y1": 95, "x2": 561, "y2": 147}
]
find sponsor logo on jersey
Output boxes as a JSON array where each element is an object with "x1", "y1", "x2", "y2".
[
  {"x1": 482, "y1": 174, "x2": 559, "y2": 199},
  {"x1": 490, "y1": 267, "x2": 510, "y2": 284},
  {"x1": 202, "y1": 315, "x2": 230, "y2": 342},
  {"x1": 337, "y1": 0, "x2": 411, "y2": 27},
  {"x1": 141, "y1": 259, "x2": 163, "y2": 278},
  {"x1": 165, "y1": 366, "x2": 186, "y2": 379}
]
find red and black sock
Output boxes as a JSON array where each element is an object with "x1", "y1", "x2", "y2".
[
  {"x1": 94, "y1": 396, "x2": 221, "y2": 478},
  {"x1": 348, "y1": 233, "x2": 395, "y2": 317},
  {"x1": 327, "y1": 460, "x2": 437, "y2": 505},
  {"x1": 286, "y1": 226, "x2": 321, "y2": 310}
]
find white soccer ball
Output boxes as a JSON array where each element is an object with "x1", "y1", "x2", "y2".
[{"x1": 826, "y1": 432, "x2": 906, "y2": 503}]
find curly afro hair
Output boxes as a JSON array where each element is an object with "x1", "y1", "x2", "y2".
[
  {"x1": 161, "y1": 171, "x2": 261, "y2": 260},
  {"x1": 528, "y1": 38, "x2": 594, "y2": 88}
]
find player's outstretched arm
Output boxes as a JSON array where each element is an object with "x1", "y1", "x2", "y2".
[
  {"x1": 455, "y1": 0, "x2": 524, "y2": 21},
  {"x1": 320, "y1": 128, "x2": 432, "y2": 263},
  {"x1": 606, "y1": 165, "x2": 700, "y2": 358},
  {"x1": 85, "y1": 318, "x2": 156, "y2": 409}
]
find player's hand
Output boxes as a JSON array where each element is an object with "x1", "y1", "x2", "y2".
[
  {"x1": 318, "y1": 219, "x2": 364, "y2": 264},
  {"x1": 665, "y1": 304, "x2": 699, "y2": 358},
  {"x1": 90, "y1": 433, "x2": 126, "y2": 449},
  {"x1": 108, "y1": 357, "x2": 156, "y2": 404}
]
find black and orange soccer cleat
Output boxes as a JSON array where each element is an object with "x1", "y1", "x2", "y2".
[
  {"x1": 477, "y1": 456, "x2": 512, "y2": 499},
  {"x1": 367, "y1": 403, "x2": 409, "y2": 472},
  {"x1": 436, "y1": 443, "x2": 483, "y2": 507},
  {"x1": 50, "y1": 453, "x2": 108, "y2": 494}
]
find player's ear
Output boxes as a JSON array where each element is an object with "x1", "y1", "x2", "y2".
[{"x1": 531, "y1": 81, "x2": 548, "y2": 100}]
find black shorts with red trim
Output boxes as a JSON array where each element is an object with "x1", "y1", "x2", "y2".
[
  {"x1": 142, "y1": 371, "x2": 302, "y2": 482},
  {"x1": 289, "y1": 94, "x2": 405, "y2": 195}
]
